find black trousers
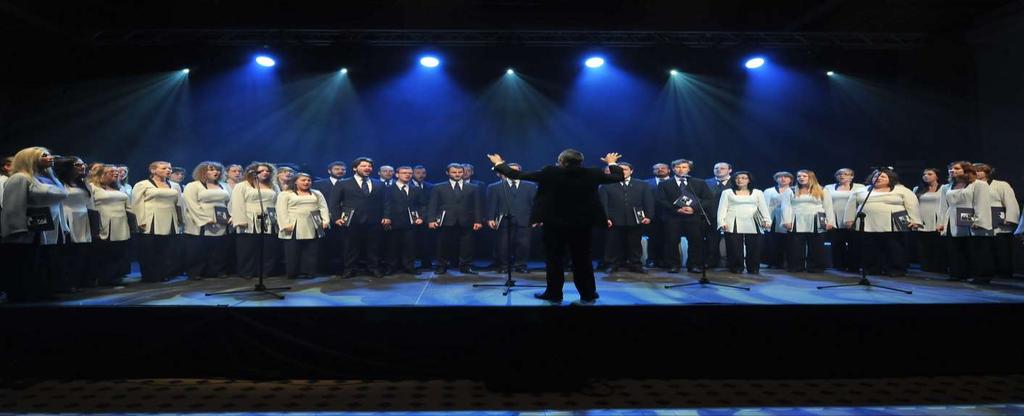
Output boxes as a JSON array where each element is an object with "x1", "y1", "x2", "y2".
[
  {"x1": 494, "y1": 224, "x2": 531, "y2": 269},
  {"x1": 948, "y1": 236, "x2": 995, "y2": 280},
  {"x1": 92, "y1": 239, "x2": 128, "y2": 285},
  {"x1": 62, "y1": 242, "x2": 94, "y2": 289},
  {"x1": 914, "y1": 231, "x2": 947, "y2": 273},
  {"x1": 705, "y1": 225, "x2": 724, "y2": 268},
  {"x1": 318, "y1": 227, "x2": 345, "y2": 274},
  {"x1": 541, "y1": 225, "x2": 597, "y2": 298},
  {"x1": 138, "y1": 233, "x2": 180, "y2": 282},
  {"x1": 787, "y1": 232, "x2": 827, "y2": 273},
  {"x1": 643, "y1": 220, "x2": 664, "y2": 265},
  {"x1": 860, "y1": 232, "x2": 908, "y2": 275},
  {"x1": 343, "y1": 222, "x2": 383, "y2": 272},
  {"x1": 416, "y1": 226, "x2": 435, "y2": 269},
  {"x1": 993, "y1": 233, "x2": 1016, "y2": 279},
  {"x1": 387, "y1": 227, "x2": 418, "y2": 272},
  {"x1": 664, "y1": 219, "x2": 705, "y2": 269},
  {"x1": 235, "y1": 233, "x2": 282, "y2": 278},
  {"x1": 184, "y1": 234, "x2": 229, "y2": 278},
  {"x1": 0, "y1": 239, "x2": 57, "y2": 301},
  {"x1": 762, "y1": 231, "x2": 788, "y2": 269},
  {"x1": 283, "y1": 237, "x2": 320, "y2": 277},
  {"x1": 436, "y1": 225, "x2": 474, "y2": 268},
  {"x1": 724, "y1": 233, "x2": 762, "y2": 273},
  {"x1": 829, "y1": 228, "x2": 861, "y2": 272},
  {"x1": 604, "y1": 225, "x2": 643, "y2": 268}
]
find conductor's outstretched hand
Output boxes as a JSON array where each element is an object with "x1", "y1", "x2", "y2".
[
  {"x1": 600, "y1": 153, "x2": 622, "y2": 164},
  {"x1": 486, "y1": 154, "x2": 504, "y2": 165}
]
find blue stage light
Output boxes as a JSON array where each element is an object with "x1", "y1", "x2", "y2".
[
  {"x1": 744, "y1": 57, "x2": 766, "y2": 69},
  {"x1": 419, "y1": 56, "x2": 440, "y2": 68},
  {"x1": 669, "y1": 69, "x2": 679, "y2": 76},
  {"x1": 340, "y1": 68, "x2": 348, "y2": 74},
  {"x1": 826, "y1": 70, "x2": 836, "y2": 77},
  {"x1": 181, "y1": 68, "x2": 190, "y2": 74},
  {"x1": 584, "y1": 56, "x2": 605, "y2": 68},
  {"x1": 506, "y1": 68, "x2": 514, "y2": 75},
  {"x1": 255, "y1": 56, "x2": 276, "y2": 67}
]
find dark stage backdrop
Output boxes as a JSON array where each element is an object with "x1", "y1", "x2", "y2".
[{"x1": 0, "y1": 36, "x2": 1019, "y2": 192}]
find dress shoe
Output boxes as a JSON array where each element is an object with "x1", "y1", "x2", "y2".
[
  {"x1": 748, "y1": 270, "x2": 760, "y2": 275},
  {"x1": 514, "y1": 267, "x2": 529, "y2": 274},
  {"x1": 459, "y1": 267, "x2": 478, "y2": 275},
  {"x1": 969, "y1": 278, "x2": 992, "y2": 285},
  {"x1": 728, "y1": 268, "x2": 742, "y2": 274},
  {"x1": 579, "y1": 292, "x2": 600, "y2": 303},
  {"x1": 403, "y1": 268, "x2": 420, "y2": 275},
  {"x1": 533, "y1": 291, "x2": 562, "y2": 302}
]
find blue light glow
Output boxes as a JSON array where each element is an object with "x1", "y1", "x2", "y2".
[
  {"x1": 419, "y1": 56, "x2": 440, "y2": 68},
  {"x1": 584, "y1": 57, "x2": 605, "y2": 68},
  {"x1": 255, "y1": 56, "x2": 276, "y2": 67},
  {"x1": 744, "y1": 57, "x2": 766, "y2": 69}
]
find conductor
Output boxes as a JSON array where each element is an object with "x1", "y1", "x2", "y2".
[{"x1": 487, "y1": 149, "x2": 625, "y2": 303}]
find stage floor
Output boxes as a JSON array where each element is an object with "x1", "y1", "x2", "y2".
[{"x1": 19, "y1": 265, "x2": 1024, "y2": 307}]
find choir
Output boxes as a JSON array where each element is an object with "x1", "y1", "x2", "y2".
[{"x1": 1, "y1": 146, "x2": 1022, "y2": 302}]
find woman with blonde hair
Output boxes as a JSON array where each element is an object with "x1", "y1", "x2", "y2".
[
  {"x1": 782, "y1": 170, "x2": 834, "y2": 273},
  {"x1": 88, "y1": 163, "x2": 132, "y2": 285},
  {"x1": 1, "y1": 146, "x2": 69, "y2": 301},
  {"x1": 182, "y1": 161, "x2": 232, "y2": 279},
  {"x1": 131, "y1": 160, "x2": 184, "y2": 282},
  {"x1": 276, "y1": 172, "x2": 329, "y2": 279},
  {"x1": 276, "y1": 166, "x2": 296, "y2": 192},
  {"x1": 230, "y1": 162, "x2": 282, "y2": 278},
  {"x1": 826, "y1": 168, "x2": 867, "y2": 272}
]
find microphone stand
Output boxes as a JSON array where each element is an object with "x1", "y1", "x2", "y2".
[
  {"x1": 665, "y1": 176, "x2": 749, "y2": 291},
  {"x1": 817, "y1": 169, "x2": 911, "y2": 294},
  {"x1": 475, "y1": 180, "x2": 543, "y2": 296},
  {"x1": 207, "y1": 179, "x2": 290, "y2": 299}
]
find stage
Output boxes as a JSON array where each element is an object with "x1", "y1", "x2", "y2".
[{"x1": 23, "y1": 265, "x2": 1024, "y2": 307}]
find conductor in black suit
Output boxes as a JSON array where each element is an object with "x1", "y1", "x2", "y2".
[
  {"x1": 488, "y1": 149, "x2": 624, "y2": 303},
  {"x1": 427, "y1": 163, "x2": 483, "y2": 275},
  {"x1": 383, "y1": 166, "x2": 425, "y2": 275},
  {"x1": 656, "y1": 158, "x2": 715, "y2": 273},
  {"x1": 599, "y1": 162, "x2": 655, "y2": 274},
  {"x1": 486, "y1": 163, "x2": 537, "y2": 274},
  {"x1": 329, "y1": 157, "x2": 391, "y2": 278}
]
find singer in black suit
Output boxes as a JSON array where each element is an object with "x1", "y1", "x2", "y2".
[
  {"x1": 599, "y1": 162, "x2": 655, "y2": 273},
  {"x1": 383, "y1": 166, "x2": 425, "y2": 275},
  {"x1": 704, "y1": 162, "x2": 734, "y2": 269},
  {"x1": 411, "y1": 165, "x2": 435, "y2": 269},
  {"x1": 644, "y1": 163, "x2": 672, "y2": 268},
  {"x1": 488, "y1": 149, "x2": 625, "y2": 303},
  {"x1": 427, "y1": 163, "x2": 483, "y2": 274},
  {"x1": 486, "y1": 163, "x2": 537, "y2": 273},
  {"x1": 314, "y1": 161, "x2": 346, "y2": 274},
  {"x1": 657, "y1": 159, "x2": 715, "y2": 273},
  {"x1": 329, "y1": 157, "x2": 391, "y2": 278}
]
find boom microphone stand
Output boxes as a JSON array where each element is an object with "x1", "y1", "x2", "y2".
[
  {"x1": 817, "y1": 169, "x2": 911, "y2": 294},
  {"x1": 475, "y1": 180, "x2": 543, "y2": 296},
  {"x1": 665, "y1": 176, "x2": 749, "y2": 291},
  {"x1": 207, "y1": 179, "x2": 290, "y2": 299}
]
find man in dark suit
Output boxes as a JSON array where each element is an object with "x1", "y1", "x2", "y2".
[
  {"x1": 645, "y1": 163, "x2": 671, "y2": 269},
  {"x1": 411, "y1": 165, "x2": 435, "y2": 270},
  {"x1": 329, "y1": 157, "x2": 390, "y2": 278},
  {"x1": 485, "y1": 163, "x2": 537, "y2": 274},
  {"x1": 313, "y1": 161, "x2": 346, "y2": 274},
  {"x1": 378, "y1": 165, "x2": 395, "y2": 187},
  {"x1": 599, "y1": 162, "x2": 655, "y2": 274},
  {"x1": 656, "y1": 158, "x2": 715, "y2": 273},
  {"x1": 488, "y1": 149, "x2": 624, "y2": 303},
  {"x1": 427, "y1": 163, "x2": 483, "y2": 275},
  {"x1": 383, "y1": 166, "x2": 424, "y2": 275},
  {"x1": 704, "y1": 162, "x2": 733, "y2": 270}
]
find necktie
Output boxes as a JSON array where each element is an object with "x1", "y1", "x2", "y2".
[
  {"x1": 679, "y1": 178, "x2": 687, "y2": 193},
  {"x1": 361, "y1": 178, "x2": 369, "y2": 194},
  {"x1": 512, "y1": 181, "x2": 518, "y2": 191},
  {"x1": 401, "y1": 185, "x2": 408, "y2": 195},
  {"x1": 455, "y1": 182, "x2": 462, "y2": 193}
]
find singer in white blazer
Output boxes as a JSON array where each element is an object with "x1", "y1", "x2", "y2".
[
  {"x1": 717, "y1": 172, "x2": 770, "y2": 274},
  {"x1": 974, "y1": 163, "x2": 1020, "y2": 280},
  {"x1": 88, "y1": 164, "x2": 132, "y2": 285},
  {"x1": 761, "y1": 171, "x2": 794, "y2": 269},
  {"x1": 0, "y1": 147, "x2": 69, "y2": 301},
  {"x1": 183, "y1": 161, "x2": 232, "y2": 279},
  {"x1": 843, "y1": 168, "x2": 921, "y2": 277},
  {"x1": 131, "y1": 161, "x2": 184, "y2": 283},
  {"x1": 230, "y1": 162, "x2": 282, "y2": 279},
  {"x1": 825, "y1": 168, "x2": 867, "y2": 272},
  {"x1": 276, "y1": 173, "x2": 330, "y2": 279},
  {"x1": 782, "y1": 170, "x2": 835, "y2": 273},
  {"x1": 54, "y1": 156, "x2": 97, "y2": 290},
  {"x1": 936, "y1": 161, "x2": 994, "y2": 283},
  {"x1": 911, "y1": 168, "x2": 947, "y2": 273}
]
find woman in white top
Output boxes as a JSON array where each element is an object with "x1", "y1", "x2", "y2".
[
  {"x1": 973, "y1": 163, "x2": 1019, "y2": 280},
  {"x1": 183, "y1": 161, "x2": 232, "y2": 279},
  {"x1": 276, "y1": 166, "x2": 296, "y2": 193},
  {"x1": 761, "y1": 171, "x2": 794, "y2": 269},
  {"x1": 54, "y1": 156, "x2": 97, "y2": 290},
  {"x1": 937, "y1": 161, "x2": 995, "y2": 283},
  {"x1": 230, "y1": 162, "x2": 282, "y2": 278},
  {"x1": 912, "y1": 168, "x2": 946, "y2": 273},
  {"x1": 825, "y1": 168, "x2": 867, "y2": 272},
  {"x1": 717, "y1": 171, "x2": 770, "y2": 274},
  {"x1": 1, "y1": 147, "x2": 69, "y2": 301},
  {"x1": 88, "y1": 164, "x2": 132, "y2": 285},
  {"x1": 276, "y1": 172, "x2": 329, "y2": 279},
  {"x1": 131, "y1": 161, "x2": 184, "y2": 282},
  {"x1": 844, "y1": 168, "x2": 921, "y2": 277},
  {"x1": 782, "y1": 170, "x2": 835, "y2": 273}
]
